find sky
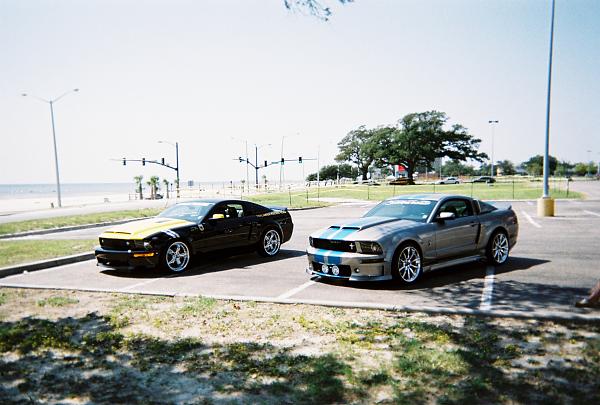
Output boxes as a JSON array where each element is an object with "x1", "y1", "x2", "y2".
[{"x1": 1, "y1": 0, "x2": 599, "y2": 185}]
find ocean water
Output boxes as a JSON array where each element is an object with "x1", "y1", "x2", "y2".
[{"x1": 0, "y1": 183, "x2": 136, "y2": 199}]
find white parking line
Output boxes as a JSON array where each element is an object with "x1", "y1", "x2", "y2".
[
  {"x1": 277, "y1": 280, "x2": 316, "y2": 299},
  {"x1": 520, "y1": 210, "x2": 542, "y2": 228},
  {"x1": 584, "y1": 210, "x2": 600, "y2": 217},
  {"x1": 479, "y1": 265, "x2": 495, "y2": 311},
  {"x1": 119, "y1": 274, "x2": 178, "y2": 292}
]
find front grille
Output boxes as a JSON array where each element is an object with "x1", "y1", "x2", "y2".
[
  {"x1": 312, "y1": 238, "x2": 356, "y2": 252},
  {"x1": 100, "y1": 238, "x2": 134, "y2": 251},
  {"x1": 312, "y1": 262, "x2": 352, "y2": 277}
]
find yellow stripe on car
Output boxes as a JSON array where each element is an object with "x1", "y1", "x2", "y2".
[{"x1": 99, "y1": 217, "x2": 194, "y2": 240}]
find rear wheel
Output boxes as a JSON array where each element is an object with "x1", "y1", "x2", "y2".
[
  {"x1": 257, "y1": 229, "x2": 281, "y2": 257},
  {"x1": 487, "y1": 230, "x2": 509, "y2": 265},
  {"x1": 163, "y1": 240, "x2": 191, "y2": 273},
  {"x1": 392, "y1": 243, "x2": 423, "y2": 284}
]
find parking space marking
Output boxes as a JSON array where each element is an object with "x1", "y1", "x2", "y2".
[
  {"x1": 584, "y1": 210, "x2": 600, "y2": 217},
  {"x1": 119, "y1": 274, "x2": 179, "y2": 292},
  {"x1": 277, "y1": 280, "x2": 316, "y2": 299},
  {"x1": 479, "y1": 265, "x2": 495, "y2": 311},
  {"x1": 520, "y1": 210, "x2": 542, "y2": 228},
  {"x1": 1, "y1": 260, "x2": 96, "y2": 280}
]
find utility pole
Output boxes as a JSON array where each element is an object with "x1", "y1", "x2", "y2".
[{"x1": 488, "y1": 120, "x2": 499, "y2": 177}]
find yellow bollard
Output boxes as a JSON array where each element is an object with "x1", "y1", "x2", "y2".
[{"x1": 537, "y1": 197, "x2": 555, "y2": 217}]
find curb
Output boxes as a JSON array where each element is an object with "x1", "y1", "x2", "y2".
[
  {"x1": 0, "y1": 252, "x2": 95, "y2": 278},
  {"x1": 0, "y1": 217, "x2": 151, "y2": 240}
]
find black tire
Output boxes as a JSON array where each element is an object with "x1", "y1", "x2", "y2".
[
  {"x1": 487, "y1": 230, "x2": 510, "y2": 265},
  {"x1": 162, "y1": 240, "x2": 192, "y2": 273},
  {"x1": 257, "y1": 228, "x2": 281, "y2": 257},
  {"x1": 392, "y1": 243, "x2": 423, "y2": 284}
]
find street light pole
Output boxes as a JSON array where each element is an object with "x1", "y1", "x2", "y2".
[
  {"x1": 22, "y1": 88, "x2": 79, "y2": 208},
  {"x1": 488, "y1": 120, "x2": 499, "y2": 177},
  {"x1": 538, "y1": 0, "x2": 556, "y2": 217}
]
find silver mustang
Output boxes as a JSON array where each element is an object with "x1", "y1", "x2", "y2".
[{"x1": 306, "y1": 194, "x2": 518, "y2": 284}]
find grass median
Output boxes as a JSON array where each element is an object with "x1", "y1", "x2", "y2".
[
  {"x1": 0, "y1": 288, "x2": 597, "y2": 403},
  {"x1": 0, "y1": 239, "x2": 97, "y2": 268},
  {"x1": 251, "y1": 181, "x2": 582, "y2": 206},
  {"x1": 0, "y1": 208, "x2": 161, "y2": 236}
]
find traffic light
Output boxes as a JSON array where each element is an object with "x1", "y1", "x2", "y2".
[
  {"x1": 123, "y1": 158, "x2": 126, "y2": 166},
  {"x1": 299, "y1": 157, "x2": 302, "y2": 163},
  {"x1": 239, "y1": 156, "x2": 243, "y2": 162},
  {"x1": 142, "y1": 158, "x2": 146, "y2": 166},
  {"x1": 281, "y1": 158, "x2": 285, "y2": 165},
  {"x1": 264, "y1": 160, "x2": 268, "y2": 167},
  {"x1": 161, "y1": 157, "x2": 165, "y2": 165}
]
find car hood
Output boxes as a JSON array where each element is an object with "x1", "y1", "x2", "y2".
[
  {"x1": 99, "y1": 217, "x2": 194, "y2": 240},
  {"x1": 310, "y1": 216, "x2": 418, "y2": 241}
]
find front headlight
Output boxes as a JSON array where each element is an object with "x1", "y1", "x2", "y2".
[
  {"x1": 143, "y1": 241, "x2": 152, "y2": 250},
  {"x1": 357, "y1": 241, "x2": 383, "y2": 254}
]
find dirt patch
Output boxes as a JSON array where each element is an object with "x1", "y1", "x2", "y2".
[{"x1": 0, "y1": 288, "x2": 598, "y2": 404}]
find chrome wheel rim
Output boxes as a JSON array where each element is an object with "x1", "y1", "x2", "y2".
[
  {"x1": 165, "y1": 241, "x2": 190, "y2": 272},
  {"x1": 492, "y1": 233, "x2": 509, "y2": 264},
  {"x1": 398, "y1": 246, "x2": 421, "y2": 282},
  {"x1": 263, "y1": 230, "x2": 281, "y2": 256}
]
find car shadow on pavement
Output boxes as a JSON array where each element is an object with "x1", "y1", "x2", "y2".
[
  {"x1": 100, "y1": 248, "x2": 306, "y2": 279},
  {"x1": 315, "y1": 256, "x2": 549, "y2": 292}
]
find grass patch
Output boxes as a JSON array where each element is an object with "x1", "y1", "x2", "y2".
[
  {"x1": 1, "y1": 289, "x2": 599, "y2": 404},
  {"x1": 0, "y1": 208, "x2": 161, "y2": 236},
  {"x1": 0, "y1": 239, "x2": 97, "y2": 267},
  {"x1": 249, "y1": 180, "x2": 582, "y2": 206},
  {"x1": 37, "y1": 296, "x2": 79, "y2": 307}
]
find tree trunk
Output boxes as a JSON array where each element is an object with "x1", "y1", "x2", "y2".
[
  {"x1": 406, "y1": 163, "x2": 415, "y2": 185},
  {"x1": 138, "y1": 185, "x2": 143, "y2": 200}
]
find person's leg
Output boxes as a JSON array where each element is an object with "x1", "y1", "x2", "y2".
[{"x1": 576, "y1": 280, "x2": 600, "y2": 308}]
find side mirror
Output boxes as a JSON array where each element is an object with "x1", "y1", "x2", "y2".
[
  {"x1": 210, "y1": 213, "x2": 225, "y2": 220},
  {"x1": 436, "y1": 211, "x2": 456, "y2": 222}
]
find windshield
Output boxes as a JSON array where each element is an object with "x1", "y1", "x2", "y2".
[
  {"x1": 363, "y1": 199, "x2": 435, "y2": 222},
  {"x1": 158, "y1": 202, "x2": 214, "y2": 222}
]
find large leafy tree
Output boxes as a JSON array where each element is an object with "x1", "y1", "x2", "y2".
[
  {"x1": 372, "y1": 111, "x2": 487, "y2": 184},
  {"x1": 284, "y1": 0, "x2": 353, "y2": 21},
  {"x1": 335, "y1": 126, "x2": 378, "y2": 180},
  {"x1": 522, "y1": 155, "x2": 558, "y2": 176},
  {"x1": 307, "y1": 163, "x2": 358, "y2": 181},
  {"x1": 495, "y1": 160, "x2": 516, "y2": 176},
  {"x1": 442, "y1": 160, "x2": 476, "y2": 177}
]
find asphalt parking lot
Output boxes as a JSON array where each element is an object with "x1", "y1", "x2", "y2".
[{"x1": 1, "y1": 198, "x2": 599, "y2": 319}]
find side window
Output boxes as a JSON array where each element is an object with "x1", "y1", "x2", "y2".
[
  {"x1": 210, "y1": 203, "x2": 244, "y2": 219},
  {"x1": 438, "y1": 199, "x2": 473, "y2": 218}
]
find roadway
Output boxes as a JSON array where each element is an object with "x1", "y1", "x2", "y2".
[{"x1": 2, "y1": 196, "x2": 599, "y2": 319}]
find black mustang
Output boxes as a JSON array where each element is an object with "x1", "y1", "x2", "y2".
[{"x1": 95, "y1": 199, "x2": 293, "y2": 273}]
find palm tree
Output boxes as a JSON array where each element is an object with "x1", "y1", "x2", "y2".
[
  {"x1": 163, "y1": 179, "x2": 170, "y2": 199},
  {"x1": 147, "y1": 176, "x2": 160, "y2": 199},
  {"x1": 134, "y1": 175, "x2": 144, "y2": 200}
]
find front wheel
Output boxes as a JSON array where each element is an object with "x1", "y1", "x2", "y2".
[
  {"x1": 487, "y1": 231, "x2": 509, "y2": 265},
  {"x1": 392, "y1": 244, "x2": 423, "y2": 284},
  {"x1": 163, "y1": 240, "x2": 191, "y2": 273},
  {"x1": 257, "y1": 229, "x2": 281, "y2": 257}
]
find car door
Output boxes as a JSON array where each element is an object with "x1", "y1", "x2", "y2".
[
  {"x1": 195, "y1": 203, "x2": 251, "y2": 252},
  {"x1": 433, "y1": 198, "x2": 479, "y2": 260}
]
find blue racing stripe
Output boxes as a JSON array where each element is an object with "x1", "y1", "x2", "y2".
[
  {"x1": 318, "y1": 227, "x2": 341, "y2": 239},
  {"x1": 313, "y1": 249, "x2": 345, "y2": 265},
  {"x1": 329, "y1": 227, "x2": 359, "y2": 240}
]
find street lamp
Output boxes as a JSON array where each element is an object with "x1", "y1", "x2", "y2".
[
  {"x1": 254, "y1": 143, "x2": 271, "y2": 189},
  {"x1": 158, "y1": 140, "x2": 180, "y2": 198},
  {"x1": 488, "y1": 120, "x2": 499, "y2": 177},
  {"x1": 538, "y1": 0, "x2": 556, "y2": 217},
  {"x1": 22, "y1": 88, "x2": 79, "y2": 208}
]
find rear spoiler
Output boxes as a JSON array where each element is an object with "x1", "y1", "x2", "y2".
[
  {"x1": 489, "y1": 201, "x2": 512, "y2": 211},
  {"x1": 267, "y1": 206, "x2": 288, "y2": 212}
]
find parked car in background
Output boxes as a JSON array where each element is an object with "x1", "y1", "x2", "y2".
[
  {"x1": 306, "y1": 194, "x2": 518, "y2": 284},
  {"x1": 472, "y1": 176, "x2": 496, "y2": 183},
  {"x1": 436, "y1": 177, "x2": 460, "y2": 184},
  {"x1": 95, "y1": 199, "x2": 293, "y2": 273}
]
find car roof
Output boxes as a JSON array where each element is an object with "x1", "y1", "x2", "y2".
[
  {"x1": 177, "y1": 198, "x2": 245, "y2": 204},
  {"x1": 387, "y1": 194, "x2": 472, "y2": 202}
]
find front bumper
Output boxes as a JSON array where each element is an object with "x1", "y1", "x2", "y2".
[
  {"x1": 306, "y1": 246, "x2": 391, "y2": 281},
  {"x1": 94, "y1": 247, "x2": 159, "y2": 270}
]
